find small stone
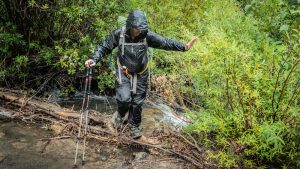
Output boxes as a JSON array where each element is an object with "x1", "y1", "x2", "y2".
[
  {"x1": 100, "y1": 155, "x2": 107, "y2": 161},
  {"x1": 20, "y1": 138, "x2": 27, "y2": 142},
  {"x1": 112, "y1": 147, "x2": 122, "y2": 155},
  {"x1": 148, "y1": 148, "x2": 159, "y2": 155},
  {"x1": 133, "y1": 152, "x2": 148, "y2": 161}
]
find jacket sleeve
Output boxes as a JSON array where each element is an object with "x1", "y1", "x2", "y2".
[
  {"x1": 146, "y1": 31, "x2": 186, "y2": 51},
  {"x1": 90, "y1": 28, "x2": 121, "y2": 63}
]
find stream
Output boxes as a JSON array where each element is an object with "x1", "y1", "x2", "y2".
[{"x1": 0, "y1": 92, "x2": 191, "y2": 169}]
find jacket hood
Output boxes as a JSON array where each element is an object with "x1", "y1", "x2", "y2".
[{"x1": 126, "y1": 10, "x2": 148, "y2": 39}]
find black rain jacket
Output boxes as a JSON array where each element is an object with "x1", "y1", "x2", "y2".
[{"x1": 91, "y1": 10, "x2": 186, "y2": 73}]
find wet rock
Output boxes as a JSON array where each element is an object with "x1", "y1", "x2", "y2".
[
  {"x1": 99, "y1": 154, "x2": 107, "y2": 161},
  {"x1": 133, "y1": 152, "x2": 148, "y2": 161}
]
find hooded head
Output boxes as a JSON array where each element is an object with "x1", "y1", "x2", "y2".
[{"x1": 126, "y1": 10, "x2": 148, "y2": 40}]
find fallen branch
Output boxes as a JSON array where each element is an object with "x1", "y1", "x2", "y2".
[
  {"x1": 0, "y1": 90, "x2": 105, "y2": 125},
  {"x1": 40, "y1": 136, "x2": 71, "y2": 141}
]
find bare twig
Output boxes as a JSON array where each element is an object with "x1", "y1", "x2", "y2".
[{"x1": 40, "y1": 136, "x2": 71, "y2": 141}]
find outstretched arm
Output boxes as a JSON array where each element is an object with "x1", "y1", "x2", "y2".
[
  {"x1": 85, "y1": 29, "x2": 120, "y2": 68},
  {"x1": 147, "y1": 31, "x2": 197, "y2": 52},
  {"x1": 185, "y1": 36, "x2": 197, "y2": 51}
]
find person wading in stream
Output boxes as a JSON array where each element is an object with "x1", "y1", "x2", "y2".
[{"x1": 85, "y1": 10, "x2": 197, "y2": 143}]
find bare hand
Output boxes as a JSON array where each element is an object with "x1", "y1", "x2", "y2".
[
  {"x1": 185, "y1": 36, "x2": 198, "y2": 51},
  {"x1": 85, "y1": 59, "x2": 96, "y2": 68}
]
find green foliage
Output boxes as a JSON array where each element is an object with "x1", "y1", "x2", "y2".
[
  {"x1": 0, "y1": 22, "x2": 28, "y2": 82},
  {"x1": 41, "y1": 124, "x2": 50, "y2": 131},
  {"x1": 240, "y1": 0, "x2": 299, "y2": 40},
  {"x1": 178, "y1": 0, "x2": 300, "y2": 168},
  {"x1": 97, "y1": 71, "x2": 115, "y2": 92},
  {"x1": 241, "y1": 121, "x2": 288, "y2": 160},
  {"x1": 0, "y1": 0, "x2": 127, "y2": 91},
  {"x1": 0, "y1": 22, "x2": 25, "y2": 55}
]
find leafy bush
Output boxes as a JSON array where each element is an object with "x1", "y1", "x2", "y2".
[
  {"x1": 130, "y1": 0, "x2": 299, "y2": 167},
  {"x1": 178, "y1": 0, "x2": 299, "y2": 167},
  {"x1": 0, "y1": 0, "x2": 127, "y2": 92}
]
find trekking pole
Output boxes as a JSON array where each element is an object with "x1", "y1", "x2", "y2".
[
  {"x1": 73, "y1": 68, "x2": 92, "y2": 169},
  {"x1": 81, "y1": 68, "x2": 92, "y2": 165}
]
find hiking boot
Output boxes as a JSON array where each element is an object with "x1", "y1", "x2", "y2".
[
  {"x1": 131, "y1": 126, "x2": 142, "y2": 139},
  {"x1": 112, "y1": 111, "x2": 123, "y2": 128},
  {"x1": 107, "y1": 111, "x2": 123, "y2": 135}
]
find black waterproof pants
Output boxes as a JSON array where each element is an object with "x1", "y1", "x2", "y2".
[{"x1": 115, "y1": 69, "x2": 148, "y2": 128}]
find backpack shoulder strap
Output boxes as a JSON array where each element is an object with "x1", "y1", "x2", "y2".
[{"x1": 119, "y1": 26, "x2": 126, "y2": 56}]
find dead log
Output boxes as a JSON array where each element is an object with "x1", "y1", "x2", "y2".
[{"x1": 0, "y1": 90, "x2": 106, "y2": 125}]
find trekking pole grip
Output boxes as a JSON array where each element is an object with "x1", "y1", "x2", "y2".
[{"x1": 87, "y1": 68, "x2": 92, "y2": 94}]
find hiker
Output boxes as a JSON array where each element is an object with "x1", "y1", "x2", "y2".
[{"x1": 85, "y1": 10, "x2": 197, "y2": 140}]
